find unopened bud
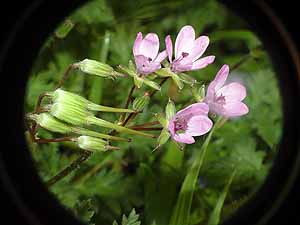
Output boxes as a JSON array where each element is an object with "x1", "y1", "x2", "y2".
[
  {"x1": 76, "y1": 136, "x2": 119, "y2": 152},
  {"x1": 74, "y1": 59, "x2": 117, "y2": 79},
  {"x1": 27, "y1": 113, "x2": 72, "y2": 134},
  {"x1": 132, "y1": 94, "x2": 150, "y2": 111},
  {"x1": 165, "y1": 98, "x2": 176, "y2": 121},
  {"x1": 48, "y1": 102, "x2": 91, "y2": 126}
]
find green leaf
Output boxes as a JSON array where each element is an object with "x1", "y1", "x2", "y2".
[
  {"x1": 207, "y1": 169, "x2": 236, "y2": 225},
  {"x1": 112, "y1": 208, "x2": 141, "y2": 225},
  {"x1": 72, "y1": 199, "x2": 95, "y2": 224},
  {"x1": 169, "y1": 118, "x2": 221, "y2": 225}
]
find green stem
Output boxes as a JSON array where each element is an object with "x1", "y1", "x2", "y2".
[
  {"x1": 87, "y1": 103, "x2": 135, "y2": 113},
  {"x1": 73, "y1": 127, "x2": 130, "y2": 142},
  {"x1": 87, "y1": 116, "x2": 155, "y2": 138}
]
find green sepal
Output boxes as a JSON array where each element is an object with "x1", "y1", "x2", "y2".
[
  {"x1": 157, "y1": 128, "x2": 171, "y2": 147},
  {"x1": 191, "y1": 84, "x2": 206, "y2": 102},
  {"x1": 165, "y1": 98, "x2": 176, "y2": 121},
  {"x1": 154, "y1": 113, "x2": 168, "y2": 128}
]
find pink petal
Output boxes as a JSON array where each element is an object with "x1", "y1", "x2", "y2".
[
  {"x1": 177, "y1": 102, "x2": 209, "y2": 118},
  {"x1": 173, "y1": 132, "x2": 195, "y2": 144},
  {"x1": 223, "y1": 101, "x2": 249, "y2": 117},
  {"x1": 186, "y1": 115, "x2": 213, "y2": 136},
  {"x1": 165, "y1": 35, "x2": 173, "y2": 63},
  {"x1": 217, "y1": 82, "x2": 247, "y2": 102},
  {"x1": 139, "y1": 33, "x2": 159, "y2": 60},
  {"x1": 188, "y1": 36, "x2": 210, "y2": 62},
  {"x1": 168, "y1": 118, "x2": 176, "y2": 136},
  {"x1": 206, "y1": 64, "x2": 229, "y2": 99},
  {"x1": 191, "y1": 55, "x2": 215, "y2": 70},
  {"x1": 171, "y1": 62, "x2": 193, "y2": 73},
  {"x1": 175, "y1": 25, "x2": 195, "y2": 59},
  {"x1": 135, "y1": 55, "x2": 161, "y2": 74},
  {"x1": 154, "y1": 50, "x2": 167, "y2": 63},
  {"x1": 133, "y1": 32, "x2": 143, "y2": 56}
]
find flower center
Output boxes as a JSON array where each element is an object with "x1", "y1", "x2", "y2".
[
  {"x1": 171, "y1": 52, "x2": 189, "y2": 71},
  {"x1": 215, "y1": 94, "x2": 226, "y2": 105},
  {"x1": 174, "y1": 117, "x2": 188, "y2": 133}
]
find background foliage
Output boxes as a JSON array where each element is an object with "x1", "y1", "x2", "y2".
[{"x1": 25, "y1": 0, "x2": 282, "y2": 224}]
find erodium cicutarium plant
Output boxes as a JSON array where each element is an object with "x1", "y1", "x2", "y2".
[{"x1": 26, "y1": 24, "x2": 249, "y2": 225}]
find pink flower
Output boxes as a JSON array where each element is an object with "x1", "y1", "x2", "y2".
[
  {"x1": 133, "y1": 32, "x2": 167, "y2": 75},
  {"x1": 165, "y1": 25, "x2": 215, "y2": 73},
  {"x1": 168, "y1": 103, "x2": 213, "y2": 144},
  {"x1": 205, "y1": 64, "x2": 249, "y2": 118}
]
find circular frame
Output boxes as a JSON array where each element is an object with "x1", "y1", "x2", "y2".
[{"x1": 0, "y1": 1, "x2": 299, "y2": 225}]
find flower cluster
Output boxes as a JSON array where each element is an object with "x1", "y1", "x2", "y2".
[
  {"x1": 132, "y1": 25, "x2": 249, "y2": 144},
  {"x1": 27, "y1": 24, "x2": 249, "y2": 152}
]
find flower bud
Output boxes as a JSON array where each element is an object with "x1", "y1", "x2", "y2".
[
  {"x1": 27, "y1": 113, "x2": 72, "y2": 134},
  {"x1": 132, "y1": 94, "x2": 150, "y2": 111},
  {"x1": 48, "y1": 102, "x2": 91, "y2": 126},
  {"x1": 165, "y1": 98, "x2": 176, "y2": 121},
  {"x1": 192, "y1": 84, "x2": 206, "y2": 102},
  {"x1": 76, "y1": 136, "x2": 119, "y2": 152},
  {"x1": 74, "y1": 59, "x2": 117, "y2": 79}
]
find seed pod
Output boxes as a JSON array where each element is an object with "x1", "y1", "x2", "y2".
[
  {"x1": 48, "y1": 102, "x2": 91, "y2": 126},
  {"x1": 132, "y1": 94, "x2": 150, "y2": 111},
  {"x1": 28, "y1": 113, "x2": 72, "y2": 134},
  {"x1": 76, "y1": 136, "x2": 119, "y2": 152},
  {"x1": 74, "y1": 59, "x2": 116, "y2": 79}
]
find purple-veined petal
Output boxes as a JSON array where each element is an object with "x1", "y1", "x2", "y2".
[
  {"x1": 154, "y1": 50, "x2": 167, "y2": 63},
  {"x1": 165, "y1": 35, "x2": 173, "y2": 63},
  {"x1": 223, "y1": 101, "x2": 249, "y2": 117},
  {"x1": 135, "y1": 55, "x2": 161, "y2": 74},
  {"x1": 186, "y1": 115, "x2": 213, "y2": 136},
  {"x1": 191, "y1": 55, "x2": 215, "y2": 71},
  {"x1": 206, "y1": 64, "x2": 229, "y2": 98},
  {"x1": 171, "y1": 61, "x2": 193, "y2": 73},
  {"x1": 173, "y1": 132, "x2": 195, "y2": 144},
  {"x1": 188, "y1": 36, "x2": 210, "y2": 62},
  {"x1": 139, "y1": 33, "x2": 159, "y2": 60},
  {"x1": 177, "y1": 102, "x2": 209, "y2": 118},
  {"x1": 216, "y1": 82, "x2": 247, "y2": 102},
  {"x1": 175, "y1": 25, "x2": 195, "y2": 59},
  {"x1": 133, "y1": 32, "x2": 143, "y2": 56},
  {"x1": 168, "y1": 118, "x2": 176, "y2": 136}
]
